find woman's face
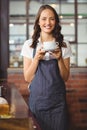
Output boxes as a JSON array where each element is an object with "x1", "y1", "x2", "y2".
[{"x1": 38, "y1": 9, "x2": 56, "y2": 34}]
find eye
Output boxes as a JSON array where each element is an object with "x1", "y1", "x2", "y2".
[
  {"x1": 41, "y1": 18, "x2": 46, "y2": 20},
  {"x1": 50, "y1": 18, "x2": 55, "y2": 20}
]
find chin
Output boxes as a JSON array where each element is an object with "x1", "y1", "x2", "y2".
[{"x1": 44, "y1": 30, "x2": 53, "y2": 34}]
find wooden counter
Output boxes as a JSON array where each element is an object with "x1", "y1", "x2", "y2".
[{"x1": 0, "y1": 83, "x2": 41, "y2": 130}]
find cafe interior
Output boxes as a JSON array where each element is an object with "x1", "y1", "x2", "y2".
[{"x1": 0, "y1": 0, "x2": 87, "y2": 130}]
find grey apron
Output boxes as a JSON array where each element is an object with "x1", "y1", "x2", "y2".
[{"x1": 29, "y1": 49, "x2": 68, "y2": 130}]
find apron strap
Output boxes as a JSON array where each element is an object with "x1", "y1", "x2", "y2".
[{"x1": 33, "y1": 48, "x2": 36, "y2": 58}]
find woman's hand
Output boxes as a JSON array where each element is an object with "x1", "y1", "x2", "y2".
[
  {"x1": 50, "y1": 47, "x2": 62, "y2": 60},
  {"x1": 34, "y1": 48, "x2": 46, "y2": 61}
]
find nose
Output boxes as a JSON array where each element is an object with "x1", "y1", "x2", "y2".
[{"x1": 46, "y1": 19, "x2": 50, "y2": 24}]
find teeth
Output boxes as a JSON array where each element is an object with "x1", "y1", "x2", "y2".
[{"x1": 45, "y1": 26, "x2": 51, "y2": 29}]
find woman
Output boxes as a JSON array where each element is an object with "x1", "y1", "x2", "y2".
[{"x1": 21, "y1": 4, "x2": 72, "y2": 130}]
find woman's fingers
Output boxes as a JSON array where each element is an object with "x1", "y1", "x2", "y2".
[
  {"x1": 35, "y1": 49, "x2": 46, "y2": 60},
  {"x1": 50, "y1": 49, "x2": 62, "y2": 60}
]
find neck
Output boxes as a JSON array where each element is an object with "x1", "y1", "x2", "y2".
[{"x1": 40, "y1": 33, "x2": 54, "y2": 43}]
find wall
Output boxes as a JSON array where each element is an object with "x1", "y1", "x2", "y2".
[
  {"x1": 0, "y1": 0, "x2": 9, "y2": 78},
  {"x1": 66, "y1": 68, "x2": 87, "y2": 129},
  {"x1": 7, "y1": 67, "x2": 87, "y2": 130}
]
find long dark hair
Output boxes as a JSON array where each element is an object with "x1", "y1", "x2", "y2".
[{"x1": 31, "y1": 4, "x2": 66, "y2": 48}]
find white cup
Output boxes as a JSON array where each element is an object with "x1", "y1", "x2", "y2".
[{"x1": 43, "y1": 41, "x2": 59, "y2": 51}]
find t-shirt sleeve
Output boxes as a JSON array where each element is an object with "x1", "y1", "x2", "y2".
[
  {"x1": 62, "y1": 40, "x2": 72, "y2": 59},
  {"x1": 20, "y1": 39, "x2": 33, "y2": 59}
]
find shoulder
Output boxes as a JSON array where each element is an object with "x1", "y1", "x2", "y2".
[
  {"x1": 65, "y1": 40, "x2": 71, "y2": 48},
  {"x1": 23, "y1": 39, "x2": 33, "y2": 47},
  {"x1": 21, "y1": 39, "x2": 33, "y2": 59},
  {"x1": 22, "y1": 39, "x2": 33, "y2": 52},
  {"x1": 62, "y1": 40, "x2": 72, "y2": 59}
]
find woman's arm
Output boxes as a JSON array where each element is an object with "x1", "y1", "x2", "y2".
[
  {"x1": 23, "y1": 49, "x2": 45, "y2": 82},
  {"x1": 51, "y1": 47, "x2": 70, "y2": 81},
  {"x1": 23, "y1": 57, "x2": 39, "y2": 82},
  {"x1": 58, "y1": 57, "x2": 70, "y2": 82}
]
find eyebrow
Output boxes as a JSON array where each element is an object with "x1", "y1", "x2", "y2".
[{"x1": 40, "y1": 16, "x2": 55, "y2": 18}]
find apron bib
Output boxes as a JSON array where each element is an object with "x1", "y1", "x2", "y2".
[{"x1": 29, "y1": 49, "x2": 68, "y2": 130}]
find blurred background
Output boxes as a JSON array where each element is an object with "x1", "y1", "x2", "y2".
[
  {"x1": 9, "y1": 0, "x2": 87, "y2": 68},
  {"x1": 0, "y1": 0, "x2": 87, "y2": 130}
]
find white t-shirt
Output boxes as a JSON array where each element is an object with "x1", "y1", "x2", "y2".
[{"x1": 21, "y1": 39, "x2": 72, "y2": 60}]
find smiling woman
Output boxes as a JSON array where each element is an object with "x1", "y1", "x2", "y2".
[{"x1": 21, "y1": 4, "x2": 72, "y2": 130}]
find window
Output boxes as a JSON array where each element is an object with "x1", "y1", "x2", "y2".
[{"x1": 9, "y1": 0, "x2": 87, "y2": 67}]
